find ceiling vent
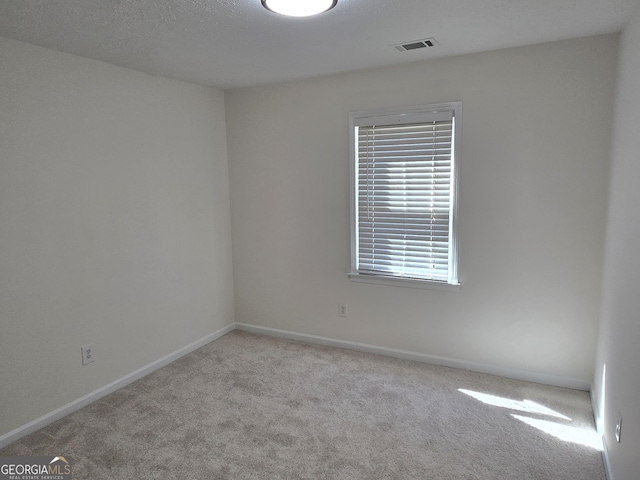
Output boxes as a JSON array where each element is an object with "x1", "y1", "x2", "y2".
[{"x1": 393, "y1": 38, "x2": 439, "y2": 52}]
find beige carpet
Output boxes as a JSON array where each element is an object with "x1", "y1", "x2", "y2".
[{"x1": 1, "y1": 330, "x2": 605, "y2": 479}]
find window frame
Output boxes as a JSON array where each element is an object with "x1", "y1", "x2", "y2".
[{"x1": 348, "y1": 102, "x2": 462, "y2": 290}]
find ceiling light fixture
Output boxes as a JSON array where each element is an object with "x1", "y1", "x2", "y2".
[{"x1": 261, "y1": 0, "x2": 337, "y2": 17}]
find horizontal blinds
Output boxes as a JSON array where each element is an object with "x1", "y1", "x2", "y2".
[{"x1": 356, "y1": 120, "x2": 454, "y2": 281}]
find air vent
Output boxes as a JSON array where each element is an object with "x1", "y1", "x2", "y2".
[{"x1": 393, "y1": 37, "x2": 439, "y2": 52}]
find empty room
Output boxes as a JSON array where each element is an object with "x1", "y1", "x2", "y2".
[{"x1": 1, "y1": 0, "x2": 639, "y2": 479}]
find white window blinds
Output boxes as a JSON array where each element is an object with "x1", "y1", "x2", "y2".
[{"x1": 351, "y1": 103, "x2": 460, "y2": 285}]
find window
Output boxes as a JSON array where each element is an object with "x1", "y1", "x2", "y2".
[{"x1": 349, "y1": 102, "x2": 461, "y2": 287}]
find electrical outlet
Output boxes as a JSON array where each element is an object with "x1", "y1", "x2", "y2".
[
  {"x1": 81, "y1": 344, "x2": 95, "y2": 366},
  {"x1": 339, "y1": 304, "x2": 348, "y2": 318},
  {"x1": 615, "y1": 418, "x2": 622, "y2": 443}
]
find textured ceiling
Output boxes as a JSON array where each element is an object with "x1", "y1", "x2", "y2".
[{"x1": 0, "y1": 0, "x2": 637, "y2": 89}]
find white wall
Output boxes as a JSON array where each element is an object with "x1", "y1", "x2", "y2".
[
  {"x1": 0, "y1": 38, "x2": 234, "y2": 437},
  {"x1": 226, "y1": 35, "x2": 618, "y2": 387},
  {"x1": 593, "y1": 4, "x2": 640, "y2": 479}
]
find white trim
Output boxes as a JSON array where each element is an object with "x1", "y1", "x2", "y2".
[
  {"x1": 590, "y1": 383, "x2": 612, "y2": 480},
  {"x1": 1, "y1": 321, "x2": 592, "y2": 450},
  {"x1": 0, "y1": 323, "x2": 235, "y2": 450},
  {"x1": 348, "y1": 273, "x2": 461, "y2": 291},
  {"x1": 351, "y1": 109, "x2": 454, "y2": 127},
  {"x1": 601, "y1": 434, "x2": 614, "y2": 480},
  {"x1": 235, "y1": 323, "x2": 591, "y2": 391},
  {"x1": 350, "y1": 102, "x2": 458, "y2": 125},
  {"x1": 590, "y1": 383, "x2": 602, "y2": 435}
]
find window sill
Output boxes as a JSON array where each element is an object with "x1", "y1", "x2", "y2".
[{"x1": 348, "y1": 273, "x2": 461, "y2": 291}]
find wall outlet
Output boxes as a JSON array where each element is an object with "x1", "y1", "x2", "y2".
[
  {"x1": 615, "y1": 418, "x2": 622, "y2": 443},
  {"x1": 339, "y1": 304, "x2": 348, "y2": 318},
  {"x1": 81, "y1": 344, "x2": 95, "y2": 366}
]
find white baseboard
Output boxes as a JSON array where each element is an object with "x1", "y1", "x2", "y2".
[
  {"x1": 590, "y1": 383, "x2": 603, "y2": 434},
  {"x1": 235, "y1": 323, "x2": 592, "y2": 391},
  {"x1": 1, "y1": 321, "x2": 592, "y2": 450},
  {"x1": 0, "y1": 323, "x2": 235, "y2": 450},
  {"x1": 601, "y1": 434, "x2": 614, "y2": 480},
  {"x1": 590, "y1": 384, "x2": 612, "y2": 480}
]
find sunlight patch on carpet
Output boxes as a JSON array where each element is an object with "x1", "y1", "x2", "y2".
[
  {"x1": 458, "y1": 389, "x2": 571, "y2": 420},
  {"x1": 512, "y1": 414, "x2": 603, "y2": 451}
]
